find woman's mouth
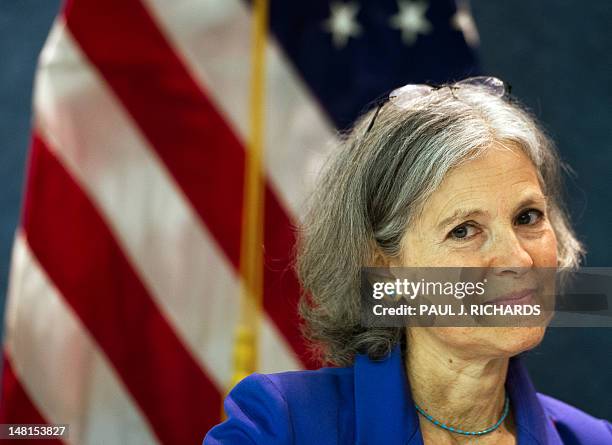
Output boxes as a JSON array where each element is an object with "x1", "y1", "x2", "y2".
[{"x1": 486, "y1": 288, "x2": 536, "y2": 306}]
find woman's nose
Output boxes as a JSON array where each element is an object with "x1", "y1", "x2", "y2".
[{"x1": 487, "y1": 229, "x2": 534, "y2": 271}]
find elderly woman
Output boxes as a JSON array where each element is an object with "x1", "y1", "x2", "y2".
[{"x1": 205, "y1": 77, "x2": 611, "y2": 444}]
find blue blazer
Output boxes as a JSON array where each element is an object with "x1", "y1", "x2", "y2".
[{"x1": 205, "y1": 347, "x2": 611, "y2": 444}]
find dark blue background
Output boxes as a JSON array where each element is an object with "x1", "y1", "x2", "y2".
[{"x1": 1, "y1": 0, "x2": 610, "y2": 419}]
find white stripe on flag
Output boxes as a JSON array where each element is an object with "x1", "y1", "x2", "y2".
[
  {"x1": 143, "y1": 0, "x2": 337, "y2": 220},
  {"x1": 35, "y1": 20, "x2": 300, "y2": 389},
  {"x1": 4, "y1": 233, "x2": 160, "y2": 445}
]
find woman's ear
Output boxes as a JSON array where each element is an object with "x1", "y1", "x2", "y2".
[{"x1": 369, "y1": 244, "x2": 390, "y2": 267}]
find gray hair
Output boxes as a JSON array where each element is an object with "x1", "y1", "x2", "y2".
[{"x1": 296, "y1": 84, "x2": 584, "y2": 366}]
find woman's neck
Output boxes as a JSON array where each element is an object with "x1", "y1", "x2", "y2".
[{"x1": 405, "y1": 329, "x2": 512, "y2": 438}]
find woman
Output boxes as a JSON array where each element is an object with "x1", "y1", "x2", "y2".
[{"x1": 205, "y1": 77, "x2": 612, "y2": 444}]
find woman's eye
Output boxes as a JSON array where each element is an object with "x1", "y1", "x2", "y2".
[
  {"x1": 449, "y1": 224, "x2": 478, "y2": 240},
  {"x1": 515, "y1": 209, "x2": 543, "y2": 226}
]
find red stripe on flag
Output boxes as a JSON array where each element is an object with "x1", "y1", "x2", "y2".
[
  {"x1": 0, "y1": 354, "x2": 62, "y2": 444},
  {"x1": 63, "y1": 0, "x2": 316, "y2": 368},
  {"x1": 22, "y1": 134, "x2": 221, "y2": 443}
]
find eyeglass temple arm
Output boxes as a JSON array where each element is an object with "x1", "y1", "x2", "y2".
[{"x1": 365, "y1": 101, "x2": 385, "y2": 134}]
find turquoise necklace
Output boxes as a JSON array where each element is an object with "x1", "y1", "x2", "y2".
[{"x1": 414, "y1": 395, "x2": 510, "y2": 436}]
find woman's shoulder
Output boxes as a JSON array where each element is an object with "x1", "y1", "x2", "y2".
[
  {"x1": 537, "y1": 393, "x2": 612, "y2": 444},
  {"x1": 204, "y1": 367, "x2": 356, "y2": 445},
  {"x1": 264, "y1": 365, "x2": 355, "y2": 399},
  {"x1": 228, "y1": 367, "x2": 355, "y2": 418}
]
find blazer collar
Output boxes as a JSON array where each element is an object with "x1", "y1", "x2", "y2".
[
  {"x1": 353, "y1": 346, "x2": 564, "y2": 445},
  {"x1": 506, "y1": 355, "x2": 564, "y2": 445},
  {"x1": 354, "y1": 345, "x2": 420, "y2": 445}
]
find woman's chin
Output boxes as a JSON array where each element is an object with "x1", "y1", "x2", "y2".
[
  {"x1": 436, "y1": 326, "x2": 548, "y2": 359},
  {"x1": 492, "y1": 326, "x2": 547, "y2": 357}
]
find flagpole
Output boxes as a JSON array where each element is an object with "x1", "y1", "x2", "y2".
[{"x1": 227, "y1": 0, "x2": 269, "y2": 405}]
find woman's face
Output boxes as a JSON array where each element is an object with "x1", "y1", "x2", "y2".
[{"x1": 398, "y1": 142, "x2": 558, "y2": 358}]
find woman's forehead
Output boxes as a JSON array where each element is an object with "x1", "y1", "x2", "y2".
[{"x1": 422, "y1": 145, "x2": 545, "y2": 222}]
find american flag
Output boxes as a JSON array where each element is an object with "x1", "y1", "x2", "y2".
[{"x1": 0, "y1": 0, "x2": 479, "y2": 443}]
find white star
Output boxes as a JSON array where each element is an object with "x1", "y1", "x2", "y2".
[
  {"x1": 323, "y1": 2, "x2": 362, "y2": 49},
  {"x1": 389, "y1": 0, "x2": 432, "y2": 46},
  {"x1": 451, "y1": 0, "x2": 480, "y2": 47}
]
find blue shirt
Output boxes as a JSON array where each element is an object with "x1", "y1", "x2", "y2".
[{"x1": 205, "y1": 347, "x2": 612, "y2": 444}]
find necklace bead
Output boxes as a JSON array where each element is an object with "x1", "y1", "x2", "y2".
[{"x1": 414, "y1": 395, "x2": 510, "y2": 436}]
